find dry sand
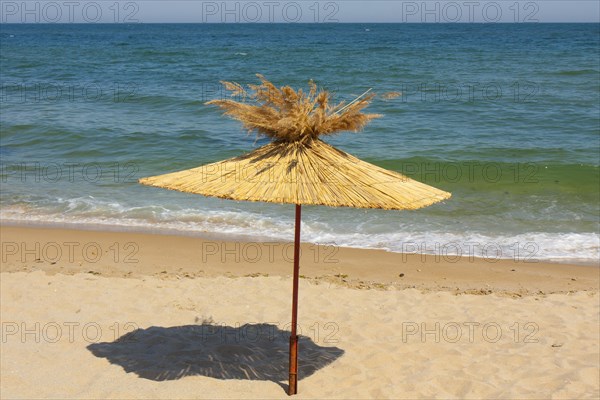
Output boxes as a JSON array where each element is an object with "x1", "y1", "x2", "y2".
[{"x1": 1, "y1": 225, "x2": 599, "y2": 399}]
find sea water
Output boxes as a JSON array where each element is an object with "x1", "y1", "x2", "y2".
[{"x1": 1, "y1": 23, "x2": 598, "y2": 263}]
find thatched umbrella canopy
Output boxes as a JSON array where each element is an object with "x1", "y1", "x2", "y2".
[{"x1": 139, "y1": 75, "x2": 451, "y2": 395}]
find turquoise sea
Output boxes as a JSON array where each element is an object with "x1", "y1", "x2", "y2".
[{"x1": 1, "y1": 23, "x2": 599, "y2": 263}]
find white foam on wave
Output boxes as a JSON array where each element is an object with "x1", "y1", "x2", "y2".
[
  {"x1": 2, "y1": 201, "x2": 598, "y2": 264},
  {"x1": 307, "y1": 229, "x2": 599, "y2": 265}
]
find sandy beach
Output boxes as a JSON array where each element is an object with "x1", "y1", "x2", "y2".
[
  {"x1": 1, "y1": 224, "x2": 598, "y2": 399},
  {"x1": 2, "y1": 14, "x2": 599, "y2": 400}
]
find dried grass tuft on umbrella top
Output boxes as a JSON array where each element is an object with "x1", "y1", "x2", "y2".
[{"x1": 207, "y1": 74, "x2": 381, "y2": 144}]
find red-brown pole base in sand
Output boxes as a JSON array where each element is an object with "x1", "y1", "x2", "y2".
[
  {"x1": 288, "y1": 204, "x2": 301, "y2": 396},
  {"x1": 288, "y1": 335, "x2": 298, "y2": 395}
]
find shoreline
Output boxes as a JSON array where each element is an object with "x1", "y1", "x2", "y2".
[
  {"x1": 2, "y1": 224, "x2": 598, "y2": 296},
  {"x1": 1, "y1": 218, "x2": 598, "y2": 267}
]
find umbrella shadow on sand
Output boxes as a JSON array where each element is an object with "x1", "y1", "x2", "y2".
[{"x1": 87, "y1": 323, "x2": 344, "y2": 391}]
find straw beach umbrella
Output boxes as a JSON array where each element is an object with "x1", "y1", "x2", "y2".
[{"x1": 139, "y1": 75, "x2": 451, "y2": 395}]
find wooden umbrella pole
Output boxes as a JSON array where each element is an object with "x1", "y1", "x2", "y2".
[{"x1": 288, "y1": 204, "x2": 301, "y2": 395}]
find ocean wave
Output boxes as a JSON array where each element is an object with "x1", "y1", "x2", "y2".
[{"x1": 2, "y1": 203, "x2": 598, "y2": 264}]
